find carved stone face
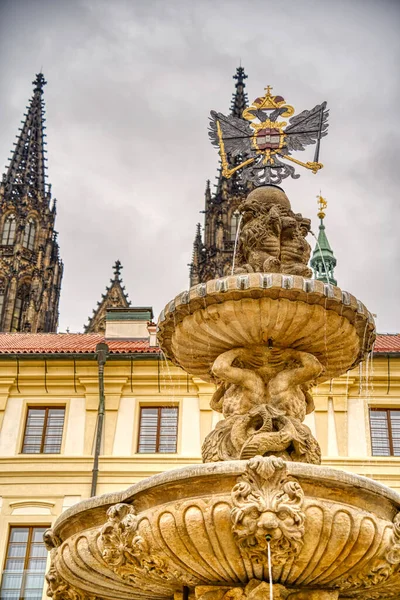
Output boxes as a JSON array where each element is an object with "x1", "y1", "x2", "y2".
[
  {"x1": 232, "y1": 484, "x2": 303, "y2": 562},
  {"x1": 231, "y1": 457, "x2": 305, "y2": 565}
]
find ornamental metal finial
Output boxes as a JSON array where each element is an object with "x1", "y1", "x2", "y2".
[
  {"x1": 209, "y1": 85, "x2": 329, "y2": 186},
  {"x1": 317, "y1": 193, "x2": 327, "y2": 220}
]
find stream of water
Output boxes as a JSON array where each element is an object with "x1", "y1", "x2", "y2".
[
  {"x1": 231, "y1": 214, "x2": 243, "y2": 276},
  {"x1": 267, "y1": 540, "x2": 273, "y2": 600}
]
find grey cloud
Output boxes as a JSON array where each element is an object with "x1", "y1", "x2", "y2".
[{"x1": 0, "y1": 0, "x2": 399, "y2": 332}]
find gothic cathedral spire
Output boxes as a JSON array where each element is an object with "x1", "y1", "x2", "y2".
[
  {"x1": 0, "y1": 74, "x2": 63, "y2": 332},
  {"x1": 230, "y1": 65, "x2": 248, "y2": 118},
  {"x1": 189, "y1": 66, "x2": 253, "y2": 286}
]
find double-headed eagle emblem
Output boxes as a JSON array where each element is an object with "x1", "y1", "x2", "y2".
[{"x1": 209, "y1": 85, "x2": 329, "y2": 185}]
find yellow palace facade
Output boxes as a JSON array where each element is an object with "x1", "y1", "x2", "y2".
[{"x1": 0, "y1": 308, "x2": 399, "y2": 600}]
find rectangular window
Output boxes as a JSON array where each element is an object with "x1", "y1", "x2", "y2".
[
  {"x1": 0, "y1": 526, "x2": 48, "y2": 600},
  {"x1": 22, "y1": 407, "x2": 65, "y2": 454},
  {"x1": 370, "y1": 408, "x2": 400, "y2": 456},
  {"x1": 138, "y1": 406, "x2": 178, "y2": 453}
]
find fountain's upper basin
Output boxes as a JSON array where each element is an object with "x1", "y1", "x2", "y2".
[
  {"x1": 157, "y1": 273, "x2": 375, "y2": 383},
  {"x1": 46, "y1": 460, "x2": 400, "y2": 600}
]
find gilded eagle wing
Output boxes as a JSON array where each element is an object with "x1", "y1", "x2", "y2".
[
  {"x1": 209, "y1": 111, "x2": 253, "y2": 157},
  {"x1": 284, "y1": 101, "x2": 329, "y2": 152}
]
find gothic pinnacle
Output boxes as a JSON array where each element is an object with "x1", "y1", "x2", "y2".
[
  {"x1": 32, "y1": 73, "x2": 47, "y2": 93},
  {"x1": 230, "y1": 65, "x2": 248, "y2": 119},
  {"x1": 84, "y1": 261, "x2": 131, "y2": 333}
]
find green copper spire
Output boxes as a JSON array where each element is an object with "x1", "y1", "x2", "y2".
[{"x1": 310, "y1": 194, "x2": 337, "y2": 286}]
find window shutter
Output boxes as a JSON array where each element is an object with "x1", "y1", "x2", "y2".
[
  {"x1": 159, "y1": 407, "x2": 178, "y2": 453},
  {"x1": 43, "y1": 408, "x2": 65, "y2": 453},
  {"x1": 138, "y1": 406, "x2": 178, "y2": 453},
  {"x1": 370, "y1": 410, "x2": 390, "y2": 456},
  {"x1": 390, "y1": 410, "x2": 400, "y2": 457},
  {"x1": 22, "y1": 407, "x2": 65, "y2": 454},
  {"x1": 138, "y1": 407, "x2": 159, "y2": 453}
]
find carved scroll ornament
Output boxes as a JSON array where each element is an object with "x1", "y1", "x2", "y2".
[
  {"x1": 99, "y1": 502, "x2": 198, "y2": 586},
  {"x1": 99, "y1": 503, "x2": 168, "y2": 581}
]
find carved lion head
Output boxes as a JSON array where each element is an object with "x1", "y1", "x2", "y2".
[{"x1": 231, "y1": 456, "x2": 305, "y2": 565}]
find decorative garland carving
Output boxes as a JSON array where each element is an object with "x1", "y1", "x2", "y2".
[
  {"x1": 99, "y1": 502, "x2": 197, "y2": 586},
  {"x1": 46, "y1": 563, "x2": 98, "y2": 600},
  {"x1": 335, "y1": 512, "x2": 400, "y2": 593},
  {"x1": 99, "y1": 503, "x2": 164, "y2": 579},
  {"x1": 231, "y1": 456, "x2": 305, "y2": 565}
]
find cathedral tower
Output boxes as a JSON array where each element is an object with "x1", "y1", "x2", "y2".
[
  {"x1": 189, "y1": 66, "x2": 253, "y2": 286},
  {"x1": 0, "y1": 74, "x2": 63, "y2": 332}
]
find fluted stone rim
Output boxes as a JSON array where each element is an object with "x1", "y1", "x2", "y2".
[
  {"x1": 157, "y1": 273, "x2": 376, "y2": 382},
  {"x1": 52, "y1": 459, "x2": 399, "y2": 539}
]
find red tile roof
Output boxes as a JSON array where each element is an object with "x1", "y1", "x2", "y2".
[
  {"x1": 0, "y1": 333, "x2": 398, "y2": 356},
  {"x1": 374, "y1": 334, "x2": 400, "y2": 353},
  {"x1": 0, "y1": 333, "x2": 159, "y2": 355}
]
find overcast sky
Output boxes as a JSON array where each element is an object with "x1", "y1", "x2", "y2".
[{"x1": 0, "y1": 0, "x2": 399, "y2": 333}]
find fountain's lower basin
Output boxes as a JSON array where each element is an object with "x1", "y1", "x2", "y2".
[{"x1": 46, "y1": 459, "x2": 400, "y2": 600}]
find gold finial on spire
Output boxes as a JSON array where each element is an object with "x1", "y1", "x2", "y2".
[
  {"x1": 317, "y1": 192, "x2": 327, "y2": 219},
  {"x1": 264, "y1": 85, "x2": 273, "y2": 96}
]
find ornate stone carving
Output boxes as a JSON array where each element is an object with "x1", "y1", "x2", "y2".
[
  {"x1": 335, "y1": 512, "x2": 400, "y2": 594},
  {"x1": 43, "y1": 528, "x2": 62, "y2": 551},
  {"x1": 195, "y1": 580, "x2": 339, "y2": 600},
  {"x1": 202, "y1": 406, "x2": 321, "y2": 464},
  {"x1": 99, "y1": 502, "x2": 197, "y2": 586},
  {"x1": 234, "y1": 187, "x2": 312, "y2": 278},
  {"x1": 46, "y1": 563, "x2": 98, "y2": 600},
  {"x1": 387, "y1": 512, "x2": 400, "y2": 565},
  {"x1": 231, "y1": 456, "x2": 305, "y2": 565},
  {"x1": 100, "y1": 503, "x2": 167, "y2": 580},
  {"x1": 202, "y1": 346, "x2": 322, "y2": 463}
]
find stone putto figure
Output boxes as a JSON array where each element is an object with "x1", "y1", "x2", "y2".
[
  {"x1": 234, "y1": 186, "x2": 313, "y2": 278},
  {"x1": 202, "y1": 344, "x2": 323, "y2": 464}
]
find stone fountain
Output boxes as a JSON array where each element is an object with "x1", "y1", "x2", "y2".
[{"x1": 45, "y1": 186, "x2": 400, "y2": 600}]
